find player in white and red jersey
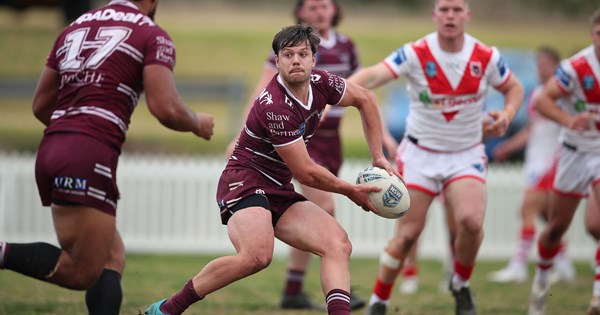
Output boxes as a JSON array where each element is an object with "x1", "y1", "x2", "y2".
[
  {"x1": 488, "y1": 47, "x2": 576, "y2": 285},
  {"x1": 350, "y1": 0, "x2": 524, "y2": 314},
  {"x1": 0, "y1": 1, "x2": 214, "y2": 314},
  {"x1": 146, "y1": 25, "x2": 397, "y2": 315},
  {"x1": 528, "y1": 10, "x2": 600, "y2": 315}
]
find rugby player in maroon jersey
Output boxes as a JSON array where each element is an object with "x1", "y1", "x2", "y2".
[{"x1": 0, "y1": 1, "x2": 213, "y2": 314}]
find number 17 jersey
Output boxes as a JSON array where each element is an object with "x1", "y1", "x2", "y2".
[{"x1": 45, "y1": 0, "x2": 176, "y2": 150}]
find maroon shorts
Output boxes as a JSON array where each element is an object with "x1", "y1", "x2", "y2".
[
  {"x1": 216, "y1": 168, "x2": 306, "y2": 226},
  {"x1": 35, "y1": 132, "x2": 120, "y2": 216},
  {"x1": 307, "y1": 130, "x2": 342, "y2": 176}
]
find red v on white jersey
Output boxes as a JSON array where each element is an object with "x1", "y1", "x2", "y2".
[
  {"x1": 412, "y1": 40, "x2": 493, "y2": 121},
  {"x1": 571, "y1": 56, "x2": 600, "y2": 103}
]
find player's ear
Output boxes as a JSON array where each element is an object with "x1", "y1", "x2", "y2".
[{"x1": 275, "y1": 56, "x2": 280, "y2": 70}]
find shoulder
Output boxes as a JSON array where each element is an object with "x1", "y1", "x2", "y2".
[
  {"x1": 334, "y1": 32, "x2": 355, "y2": 46},
  {"x1": 312, "y1": 69, "x2": 343, "y2": 88}
]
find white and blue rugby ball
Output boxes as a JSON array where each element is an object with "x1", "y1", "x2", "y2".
[{"x1": 356, "y1": 166, "x2": 410, "y2": 219}]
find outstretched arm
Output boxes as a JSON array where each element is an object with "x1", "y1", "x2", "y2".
[
  {"x1": 275, "y1": 139, "x2": 380, "y2": 213},
  {"x1": 144, "y1": 64, "x2": 214, "y2": 140},
  {"x1": 535, "y1": 78, "x2": 592, "y2": 131},
  {"x1": 338, "y1": 79, "x2": 399, "y2": 177},
  {"x1": 348, "y1": 62, "x2": 396, "y2": 90}
]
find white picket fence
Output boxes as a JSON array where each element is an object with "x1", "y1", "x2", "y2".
[{"x1": 0, "y1": 152, "x2": 596, "y2": 260}]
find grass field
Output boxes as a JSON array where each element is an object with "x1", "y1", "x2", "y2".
[{"x1": 0, "y1": 254, "x2": 595, "y2": 314}]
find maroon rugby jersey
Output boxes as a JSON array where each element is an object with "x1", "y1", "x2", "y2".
[
  {"x1": 228, "y1": 69, "x2": 346, "y2": 185},
  {"x1": 45, "y1": 0, "x2": 175, "y2": 150},
  {"x1": 267, "y1": 31, "x2": 359, "y2": 130}
]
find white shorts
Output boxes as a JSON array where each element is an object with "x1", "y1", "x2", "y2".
[
  {"x1": 395, "y1": 138, "x2": 488, "y2": 196},
  {"x1": 554, "y1": 146, "x2": 600, "y2": 197},
  {"x1": 523, "y1": 150, "x2": 558, "y2": 191}
]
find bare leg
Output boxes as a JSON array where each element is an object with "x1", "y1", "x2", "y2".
[{"x1": 49, "y1": 205, "x2": 117, "y2": 289}]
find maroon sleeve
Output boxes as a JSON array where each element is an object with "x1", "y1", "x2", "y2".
[
  {"x1": 144, "y1": 28, "x2": 176, "y2": 70},
  {"x1": 321, "y1": 70, "x2": 346, "y2": 106},
  {"x1": 45, "y1": 33, "x2": 64, "y2": 71}
]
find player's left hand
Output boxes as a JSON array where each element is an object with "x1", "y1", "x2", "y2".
[{"x1": 483, "y1": 110, "x2": 511, "y2": 138}]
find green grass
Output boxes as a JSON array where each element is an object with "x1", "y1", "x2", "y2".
[{"x1": 0, "y1": 254, "x2": 595, "y2": 314}]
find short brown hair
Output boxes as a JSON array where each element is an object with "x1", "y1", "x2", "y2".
[
  {"x1": 272, "y1": 25, "x2": 320, "y2": 56},
  {"x1": 537, "y1": 46, "x2": 561, "y2": 65}
]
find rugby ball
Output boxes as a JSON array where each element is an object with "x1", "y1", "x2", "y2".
[{"x1": 356, "y1": 166, "x2": 410, "y2": 219}]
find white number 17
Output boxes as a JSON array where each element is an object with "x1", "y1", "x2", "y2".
[{"x1": 59, "y1": 26, "x2": 132, "y2": 71}]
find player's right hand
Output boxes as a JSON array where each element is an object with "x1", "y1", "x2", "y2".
[
  {"x1": 349, "y1": 184, "x2": 381, "y2": 214},
  {"x1": 568, "y1": 112, "x2": 593, "y2": 132},
  {"x1": 194, "y1": 113, "x2": 214, "y2": 140}
]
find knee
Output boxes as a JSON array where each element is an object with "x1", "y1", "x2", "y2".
[
  {"x1": 241, "y1": 253, "x2": 272, "y2": 275},
  {"x1": 586, "y1": 222, "x2": 600, "y2": 241},
  {"x1": 458, "y1": 215, "x2": 483, "y2": 236},
  {"x1": 329, "y1": 230, "x2": 352, "y2": 258},
  {"x1": 388, "y1": 233, "x2": 418, "y2": 256}
]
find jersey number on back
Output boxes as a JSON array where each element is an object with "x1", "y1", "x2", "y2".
[{"x1": 59, "y1": 26, "x2": 132, "y2": 71}]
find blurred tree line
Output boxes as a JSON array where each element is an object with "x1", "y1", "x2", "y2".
[
  {"x1": 343, "y1": 0, "x2": 598, "y2": 17},
  {"x1": 219, "y1": 0, "x2": 598, "y2": 18}
]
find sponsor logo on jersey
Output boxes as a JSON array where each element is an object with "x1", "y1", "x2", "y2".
[
  {"x1": 425, "y1": 61, "x2": 437, "y2": 78},
  {"x1": 393, "y1": 47, "x2": 407, "y2": 66},
  {"x1": 497, "y1": 56, "x2": 507, "y2": 77},
  {"x1": 60, "y1": 71, "x2": 105, "y2": 89},
  {"x1": 382, "y1": 184, "x2": 403, "y2": 208},
  {"x1": 255, "y1": 189, "x2": 265, "y2": 195},
  {"x1": 583, "y1": 75, "x2": 595, "y2": 91},
  {"x1": 419, "y1": 90, "x2": 431, "y2": 104},
  {"x1": 284, "y1": 96, "x2": 293, "y2": 108},
  {"x1": 555, "y1": 65, "x2": 571, "y2": 88},
  {"x1": 575, "y1": 99, "x2": 586, "y2": 112},
  {"x1": 327, "y1": 72, "x2": 345, "y2": 94},
  {"x1": 470, "y1": 61, "x2": 482, "y2": 78},
  {"x1": 311, "y1": 73, "x2": 322, "y2": 82},
  {"x1": 266, "y1": 112, "x2": 290, "y2": 121},
  {"x1": 72, "y1": 8, "x2": 155, "y2": 27},
  {"x1": 259, "y1": 89, "x2": 273, "y2": 105},
  {"x1": 299, "y1": 122, "x2": 306, "y2": 136},
  {"x1": 54, "y1": 176, "x2": 88, "y2": 191}
]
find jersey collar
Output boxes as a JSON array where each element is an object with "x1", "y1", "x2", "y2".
[
  {"x1": 276, "y1": 75, "x2": 314, "y2": 110},
  {"x1": 108, "y1": 0, "x2": 140, "y2": 11}
]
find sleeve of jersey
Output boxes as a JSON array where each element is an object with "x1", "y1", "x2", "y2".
[
  {"x1": 258, "y1": 106, "x2": 305, "y2": 148},
  {"x1": 144, "y1": 28, "x2": 176, "y2": 70},
  {"x1": 382, "y1": 45, "x2": 412, "y2": 78},
  {"x1": 45, "y1": 36, "x2": 62, "y2": 71},
  {"x1": 553, "y1": 60, "x2": 575, "y2": 94},
  {"x1": 324, "y1": 71, "x2": 347, "y2": 106},
  {"x1": 488, "y1": 48, "x2": 512, "y2": 88}
]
